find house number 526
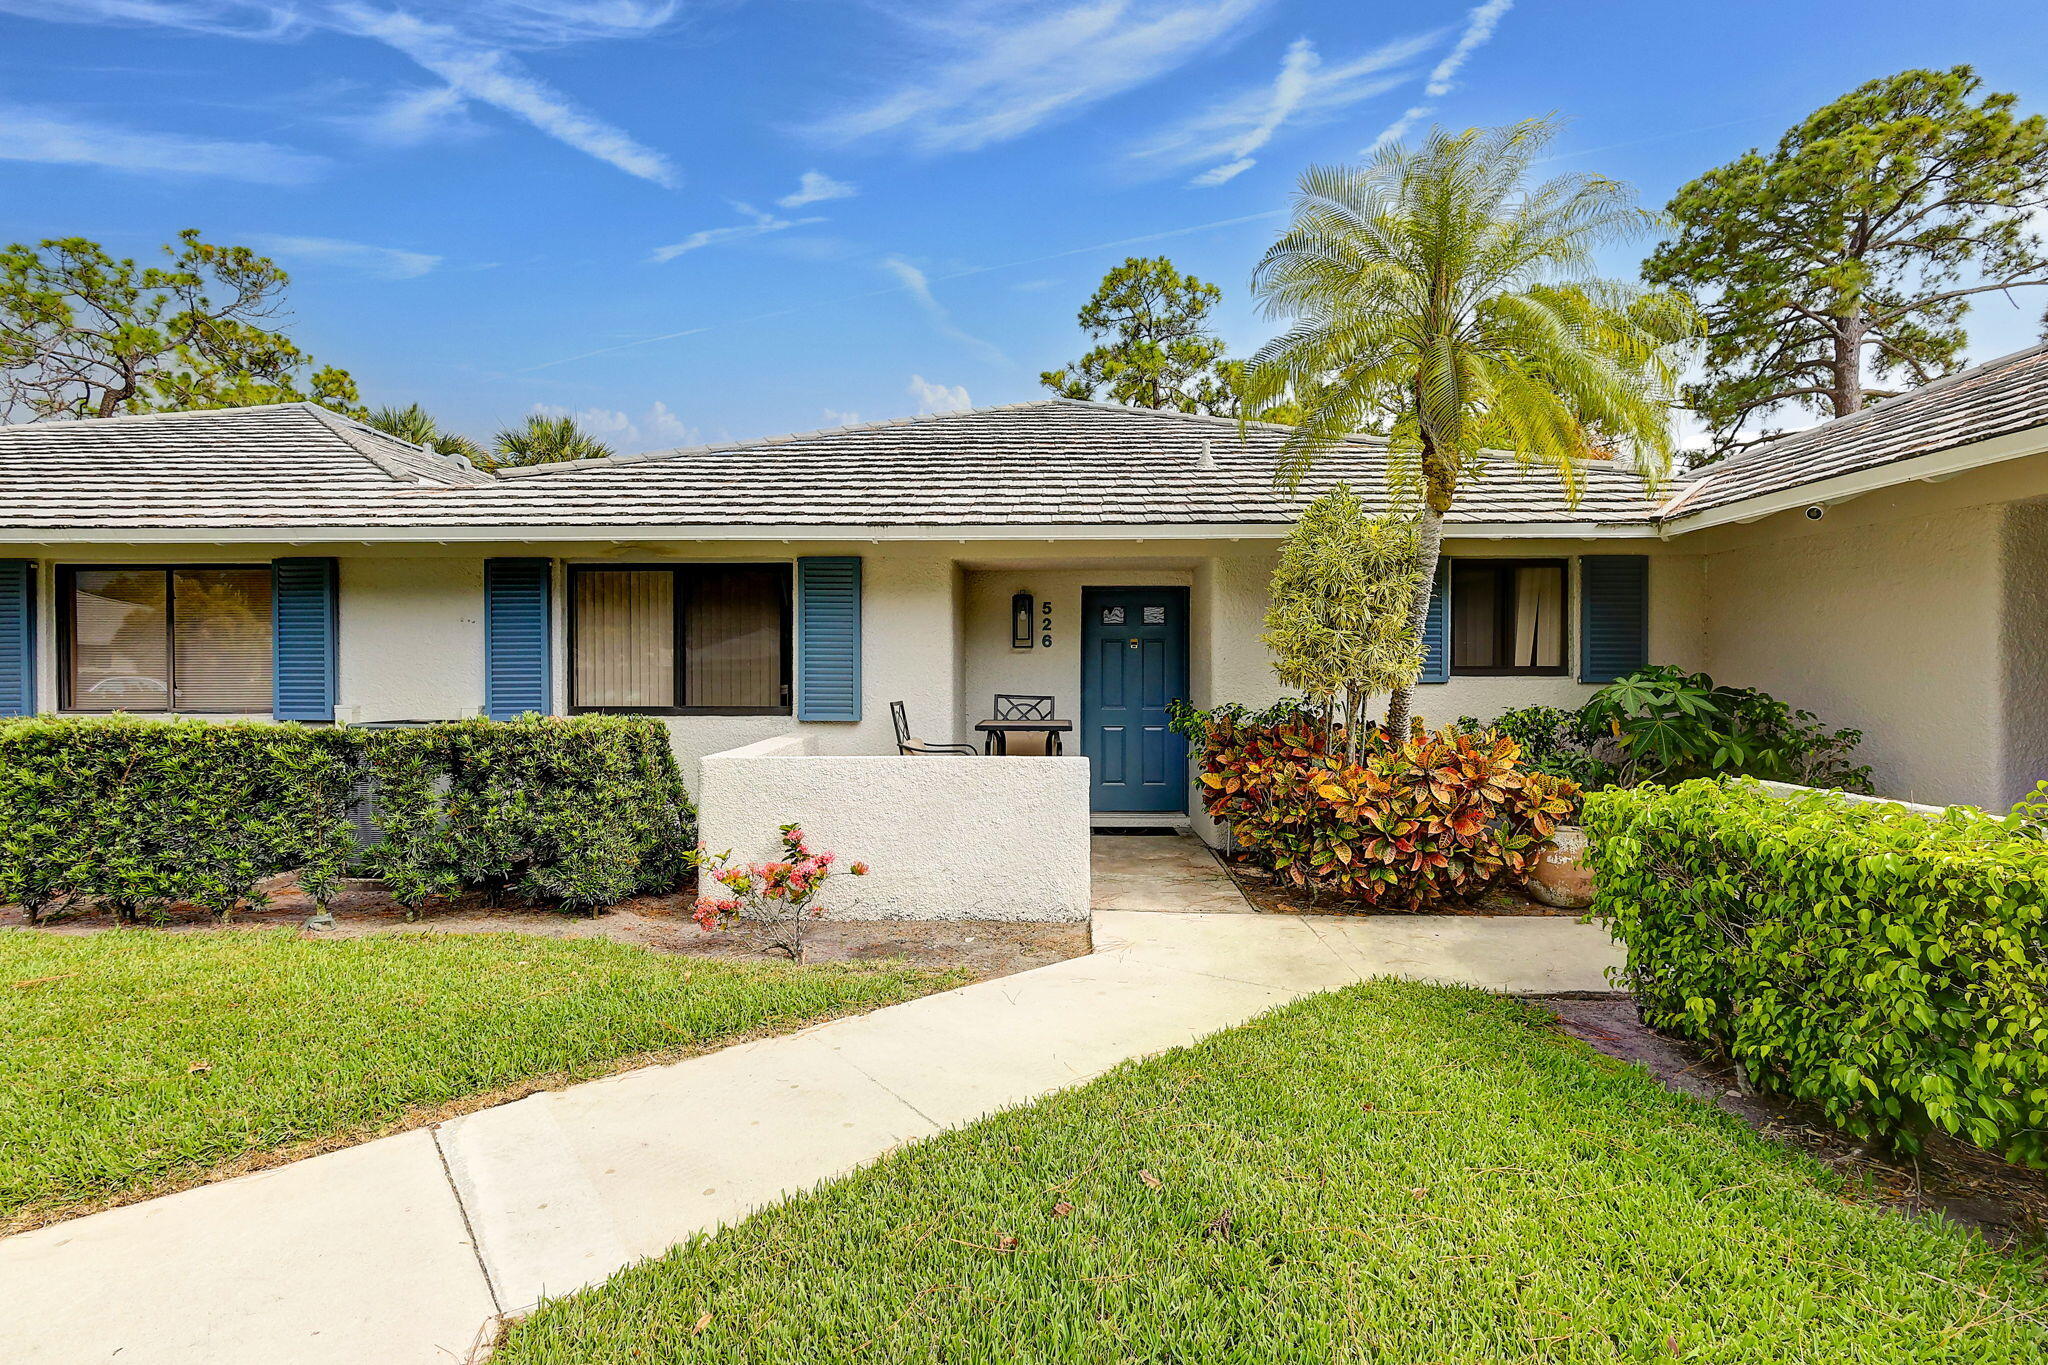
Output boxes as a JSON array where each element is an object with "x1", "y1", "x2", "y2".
[{"x1": 1040, "y1": 600, "x2": 1052, "y2": 648}]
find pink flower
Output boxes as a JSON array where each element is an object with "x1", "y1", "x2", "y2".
[{"x1": 849, "y1": 862, "x2": 869, "y2": 877}]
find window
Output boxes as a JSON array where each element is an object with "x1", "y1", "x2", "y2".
[
  {"x1": 570, "y1": 564, "x2": 791, "y2": 714},
  {"x1": 1449, "y1": 559, "x2": 1568, "y2": 676},
  {"x1": 62, "y1": 566, "x2": 273, "y2": 712}
]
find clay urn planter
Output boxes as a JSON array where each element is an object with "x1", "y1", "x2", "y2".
[{"x1": 1523, "y1": 825, "x2": 1595, "y2": 910}]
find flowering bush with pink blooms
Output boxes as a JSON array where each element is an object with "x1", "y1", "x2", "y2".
[{"x1": 692, "y1": 823, "x2": 869, "y2": 957}]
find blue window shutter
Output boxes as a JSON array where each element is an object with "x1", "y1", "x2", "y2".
[
  {"x1": 1579, "y1": 555, "x2": 1649, "y2": 683},
  {"x1": 796, "y1": 556, "x2": 861, "y2": 721},
  {"x1": 272, "y1": 557, "x2": 337, "y2": 722},
  {"x1": 0, "y1": 560, "x2": 36, "y2": 717},
  {"x1": 485, "y1": 558, "x2": 554, "y2": 720},
  {"x1": 1418, "y1": 559, "x2": 1450, "y2": 684}
]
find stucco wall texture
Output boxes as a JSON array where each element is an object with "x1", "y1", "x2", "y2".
[{"x1": 697, "y1": 735, "x2": 1092, "y2": 922}]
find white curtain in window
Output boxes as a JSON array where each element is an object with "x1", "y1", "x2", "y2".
[{"x1": 1512, "y1": 565, "x2": 1565, "y2": 669}]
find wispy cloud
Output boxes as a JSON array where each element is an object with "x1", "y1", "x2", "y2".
[
  {"x1": 649, "y1": 202, "x2": 827, "y2": 262},
  {"x1": 340, "y1": 6, "x2": 678, "y2": 186},
  {"x1": 245, "y1": 234, "x2": 441, "y2": 279},
  {"x1": 880, "y1": 256, "x2": 1010, "y2": 366},
  {"x1": 0, "y1": 100, "x2": 328, "y2": 183},
  {"x1": 7, "y1": 0, "x2": 682, "y2": 184},
  {"x1": 1362, "y1": 0, "x2": 1513, "y2": 154},
  {"x1": 822, "y1": 407, "x2": 863, "y2": 427},
  {"x1": 1138, "y1": 30, "x2": 1438, "y2": 186},
  {"x1": 779, "y1": 169, "x2": 856, "y2": 208},
  {"x1": 808, "y1": 0, "x2": 1268, "y2": 154},
  {"x1": 533, "y1": 399, "x2": 697, "y2": 454},
  {"x1": 907, "y1": 375, "x2": 971, "y2": 414},
  {"x1": 340, "y1": 84, "x2": 483, "y2": 147}
]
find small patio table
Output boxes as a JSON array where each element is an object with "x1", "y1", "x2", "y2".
[{"x1": 974, "y1": 717, "x2": 1074, "y2": 755}]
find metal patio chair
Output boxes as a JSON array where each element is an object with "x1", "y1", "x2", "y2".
[{"x1": 891, "y1": 700, "x2": 977, "y2": 756}]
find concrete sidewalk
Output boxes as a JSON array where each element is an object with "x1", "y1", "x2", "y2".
[{"x1": 0, "y1": 910, "x2": 1622, "y2": 1365}]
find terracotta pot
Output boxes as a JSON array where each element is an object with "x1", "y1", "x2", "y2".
[{"x1": 1523, "y1": 825, "x2": 1595, "y2": 910}]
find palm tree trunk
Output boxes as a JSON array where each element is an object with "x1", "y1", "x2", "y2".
[{"x1": 1387, "y1": 473, "x2": 1449, "y2": 739}]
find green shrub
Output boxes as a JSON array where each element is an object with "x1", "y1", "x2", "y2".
[
  {"x1": 1465, "y1": 665, "x2": 1870, "y2": 791},
  {"x1": 0, "y1": 714, "x2": 696, "y2": 922},
  {"x1": 1584, "y1": 779, "x2": 2048, "y2": 1166},
  {"x1": 368, "y1": 715, "x2": 696, "y2": 912},
  {"x1": 0, "y1": 716, "x2": 360, "y2": 923},
  {"x1": 1183, "y1": 704, "x2": 1577, "y2": 909}
]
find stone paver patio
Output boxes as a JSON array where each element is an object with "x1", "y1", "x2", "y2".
[{"x1": 0, "y1": 902, "x2": 1623, "y2": 1365}]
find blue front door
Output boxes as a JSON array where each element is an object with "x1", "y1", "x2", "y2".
[{"x1": 1081, "y1": 587, "x2": 1189, "y2": 813}]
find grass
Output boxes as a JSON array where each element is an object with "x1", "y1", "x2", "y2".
[
  {"x1": 0, "y1": 928, "x2": 965, "y2": 1232},
  {"x1": 497, "y1": 981, "x2": 2048, "y2": 1364}
]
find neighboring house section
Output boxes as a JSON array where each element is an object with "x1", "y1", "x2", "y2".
[{"x1": 0, "y1": 349, "x2": 2044, "y2": 816}]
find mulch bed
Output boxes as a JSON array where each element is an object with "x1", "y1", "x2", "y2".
[
  {"x1": 1219, "y1": 857, "x2": 1582, "y2": 917},
  {"x1": 1538, "y1": 994, "x2": 2048, "y2": 1249},
  {"x1": 0, "y1": 877, "x2": 1090, "y2": 984}
]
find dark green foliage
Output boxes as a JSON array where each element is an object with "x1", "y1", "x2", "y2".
[
  {"x1": 1464, "y1": 664, "x2": 1870, "y2": 791},
  {"x1": 367, "y1": 715, "x2": 696, "y2": 912},
  {"x1": 0, "y1": 716, "x2": 360, "y2": 924},
  {"x1": 1585, "y1": 779, "x2": 2048, "y2": 1167},
  {"x1": 1645, "y1": 67, "x2": 2048, "y2": 451},
  {"x1": 0, "y1": 715, "x2": 695, "y2": 923},
  {"x1": 1039, "y1": 256, "x2": 1240, "y2": 414}
]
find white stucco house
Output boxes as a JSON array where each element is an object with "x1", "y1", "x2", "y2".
[{"x1": 1, "y1": 341, "x2": 2044, "y2": 874}]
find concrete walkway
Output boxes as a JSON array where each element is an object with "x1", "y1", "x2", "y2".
[
  {"x1": 0, "y1": 909, "x2": 1623, "y2": 1365},
  {"x1": 1090, "y1": 833, "x2": 1253, "y2": 913}
]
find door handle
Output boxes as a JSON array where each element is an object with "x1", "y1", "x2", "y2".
[{"x1": 1128, "y1": 638, "x2": 1140, "y2": 649}]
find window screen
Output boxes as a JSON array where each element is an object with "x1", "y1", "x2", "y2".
[
  {"x1": 65, "y1": 566, "x2": 273, "y2": 712},
  {"x1": 570, "y1": 565, "x2": 790, "y2": 712}
]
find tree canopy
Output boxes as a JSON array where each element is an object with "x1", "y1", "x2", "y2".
[
  {"x1": 365, "y1": 402, "x2": 487, "y2": 465},
  {"x1": 0, "y1": 231, "x2": 360, "y2": 421},
  {"x1": 1040, "y1": 256, "x2": 1239, "y2": 414},
  {"x1": 1645, "y1": 66, "x2": 2048, "y2": 451},
  {"x1": 1262, "y1": 485, "x2": 1423, "y2": 760},
  {"x1": 490, "y1": 413, "x2": 615, "y2": 468},
  {"x1": 1243, "y1": 119, "x2": 1695, "y2": 735}
]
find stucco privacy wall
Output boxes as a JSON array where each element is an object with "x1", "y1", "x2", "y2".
[
  {"x1": 1689, "y1": 454, "x2": 2048, "y2": 809},
  {"x1": 696, "y1": 735, "x2": 1093, "y2": 922}
]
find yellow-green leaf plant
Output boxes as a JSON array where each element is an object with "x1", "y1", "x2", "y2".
[
  {"x1": 1260, "y1": 485, "x2": 1423, "y2": 763},
  {"x1": 1241, "y1": 118, "x2": 1699, "y2": 737}
]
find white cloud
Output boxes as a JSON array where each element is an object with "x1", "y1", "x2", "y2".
[
  {"x1": 808, "y1": 0, "x2": 1268, "y2": 154},
  {"x1": 649, "y1": 202, "x2": 826, "y2": 262},
  {"x1": 6, "y1": 1, "x2": 682, "y2": 184},
  {"x1": 881, "y1": 256, "x2": 1010, "y2": 367},
  {"x1": 245, "y1": 234, "x2": 441, "y2": 278},
  {"x1": 1138, "y1": 30, "x2": 1435, "y2": 185},
  {"x1": 343, "y1": 84, "x2": 482, "y2": 147},
  {"x1": 532, "y1": 400, "x2": 697, "y2": 453},
  {"x1": 779, "y1": 170, "x2": 856, "y2": 208},
  {"x1": 907, "y1": 375, "x2": 971, "y2": 414},
  {"x1": 821, "y1": 408, "x2": 862, "y2": 427},
  {"x1": 0, "y1": 101, "x2": 327, "y2": 183},
  {"x1": 1361, "y1": 0, "x2": 1513, "y2": 153}
]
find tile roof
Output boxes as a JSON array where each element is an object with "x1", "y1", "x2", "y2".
[
  {"x1": 0, "y1": 397, "x2": 1667, "y2": 535},
  {"x1": 0, "y1": 402, "x2": 493, "y2": 532},
  {"x1": 1665, "y1": 342, "x2": 2048, "y2": 521}
]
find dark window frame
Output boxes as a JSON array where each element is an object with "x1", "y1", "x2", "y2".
[
  {"x1": 1447, "y1": 557, "x2": 1572, "y2": 678},
  {"x1": 57, "y1": 563, "x2": 275, "y2": 714},
  {"x1": 566, "y1": 562, "x2": 794, "y2": 717}
]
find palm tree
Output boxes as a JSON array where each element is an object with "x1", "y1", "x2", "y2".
[
  {"x1": 490, "y1": 413, "x2": 615, "y2": 468},
  {"x1": 1241, "y1": 118, "x2": 1697, "y2": 737},
  {"x1": 364, "y1": 401, "x2": 489, "y2": 466}
]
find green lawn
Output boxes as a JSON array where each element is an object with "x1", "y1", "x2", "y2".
[
  {"x1": 0, "y1": 929, "x2": 964, "y2": 1231},
  {"x1": 498, "y1": 981, "x2": 2048, "y2": 1365}
]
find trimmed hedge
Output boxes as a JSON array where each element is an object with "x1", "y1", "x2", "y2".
[
  {"x1": 1584, "y1": 779, "x2": 2048, "y2": 1166},
  {"x1": 0, "y1": 715, "x2": 696, "y2": 922}
]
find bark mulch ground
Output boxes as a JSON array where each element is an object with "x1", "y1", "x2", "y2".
[
  {"x1": 1, "y1": 877, "x2": 1091, "y2": 984},
  {"x1": 1538, "y1": 994, "x2": 2048, "y2": 1250},
  {"x1": 1220, "y1": 857, "x2": 1580, "y2": 917}
]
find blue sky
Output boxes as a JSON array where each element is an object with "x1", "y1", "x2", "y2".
[{"x1": 4, "y1": 0, "x2": 2047, "y2": 451}]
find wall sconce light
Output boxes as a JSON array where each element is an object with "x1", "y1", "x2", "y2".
[{"x1": 1012, "y1": 592, "x2": 1034, "y2": 649}]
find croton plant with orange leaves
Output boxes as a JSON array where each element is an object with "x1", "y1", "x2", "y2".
[{"x1": 1187, "y1": 706, "x2": 1580, "y2": 910}]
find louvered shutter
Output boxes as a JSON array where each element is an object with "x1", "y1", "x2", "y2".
[
  {"x1": 1579, "y1": 555, "x2": 1648, "y2": 683},
  {"x1": 795, "y1": 557, "x2": 861, "y2": 721},
  {"x1": 1418, "y1": 559, "x2": 1450, "y2": 684},
  {"x1": 271, "y1": 557, "x2": 337, "y2": 721},
  {"x1": 0, "y1": 560, "x2": 35, "y2": 717},
  {"x1": 485, "y1": 558, "x2": 554, "y2": 719}
]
